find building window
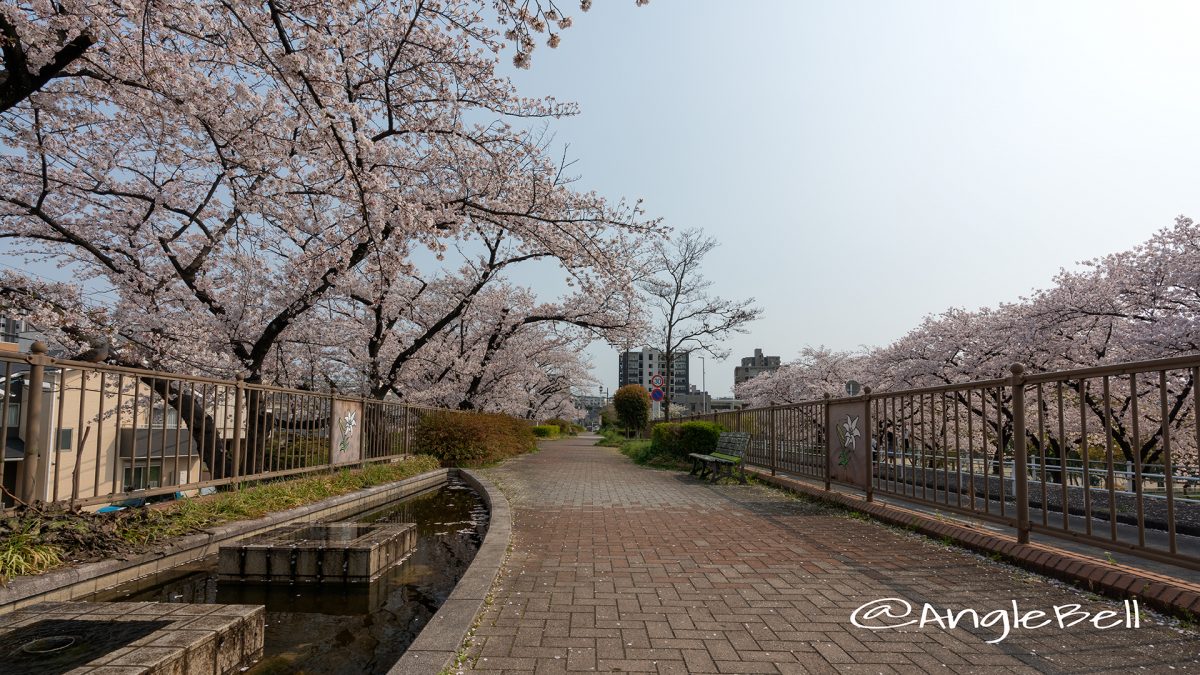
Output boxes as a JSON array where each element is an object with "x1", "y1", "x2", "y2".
[
  {"x1": 57, "y1": 428, "x2": 73, "y2": 450},
  {"x1": 123, "y1": 464, "x2": 162, "y2": 491},
  {"x1": 150, "y1": 406, "x2": 181, "y2": 428},
  {"x1": 5, "y1": 403, "x2": 18, "y2": 428},
  {"x1": 0, "y1": 318, "x2": 22, "y2": 343}
]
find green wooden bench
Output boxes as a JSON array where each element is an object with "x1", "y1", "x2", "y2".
[{"x1": 688, "y1": 432, "x2": 750, "y2": 484}]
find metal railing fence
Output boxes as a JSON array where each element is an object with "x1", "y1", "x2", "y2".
[
  {"x1": 0, "y1": 343, "x2": 462, "y2": 508},
  {"x1": 684, "y1": 354, "x2": 1200, "y2": 570}
]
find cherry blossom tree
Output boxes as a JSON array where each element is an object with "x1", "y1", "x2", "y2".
[
  {"x1": 736, "y1": 346, "x2": 868, "y2": 407},
  {"x1": 1, "y1": 1, "x2": 645, "y2": 110},
  {"x1": 745, "y1": 217, "x2": 1200, "y2": 473},
  {"x1": 0, "y1": 0, "x2": 655, "y2": 475},
  {"x1": 0, "y1": 1, "x2": 94, "y2": 112}
]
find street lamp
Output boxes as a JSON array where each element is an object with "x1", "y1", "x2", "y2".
[{"x1": 698, "y1": 356, "x2": 707, "y2": 414}]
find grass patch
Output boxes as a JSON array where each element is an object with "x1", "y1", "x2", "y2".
[
  {"x1": 0, "y1": 521, "x2": 64, "y2": 580},
  {"x1": 595, "y1": 428, "x2": 626, "y2": 447},
  {"x1": 617, "y1": 439, "x2": 691, "y2": 471},
  {"x1": 0, "y1": 455, "x2": 441, "y2": 583}
]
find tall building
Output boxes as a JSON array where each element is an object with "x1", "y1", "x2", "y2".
[
  {"x1": 0, "y1": 317, "x2": 38, "y2": 351},
  {"x1": 618, "y1": 347, "x2": 689, "y2": 396},
  {"x1": 734, "y1": 348, "x2": 780, "y2": 385}
]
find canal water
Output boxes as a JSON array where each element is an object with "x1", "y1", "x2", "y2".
[{"x1": 87, "y1": 478, "x2": 488, "y2": 674}]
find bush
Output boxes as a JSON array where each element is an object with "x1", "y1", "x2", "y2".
[
  {"x1": 613, "y1": 385, "x2": 651, "y2": 435},
  {"x1": 532, "y1": 424, "x2": 559, "y2": 438},
  {"x1": 413, "y1": 411, "x2": 537, "y2": 467},
  {"x1": 679, "y1": 421, "x2": 724, "y2": 455},
  {"x1": 650, "y1": 421, "x2": 724, "y2": 459},
  {"x1": 650, "y1": 423, "x2": 683, "y2": 457}
]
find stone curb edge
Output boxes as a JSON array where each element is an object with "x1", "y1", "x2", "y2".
[
  {"x1": 750, "y1": 469, "x2": 1200, "y2": 620},
  {"x1": 0, "y1": 464, "x2": 452, "y2": 611},
  {"x1": 390, "y1": 469, "x2": 512, "y2": 674}
]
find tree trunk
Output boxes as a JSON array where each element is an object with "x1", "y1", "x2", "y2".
[{"x1": 145, "y1": 378, "x2": 234, "y2": 479}]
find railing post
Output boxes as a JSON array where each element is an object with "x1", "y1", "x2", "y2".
[
  {"x1": 18, "y1": 342, "x2": 49, "y2": 503},
  {"x1": 327, "y1": 392, "x2": 337, "y2": 472},
  {"x1": 359, "y1": 394, "x2": 369, "y2": 467},
  {"x1": 769, "y1": 403, "x2": 778, "y2": 476},
  {"x1": 823, "y1": 393, "x2": 832, "y2": 491},
  {"x1": 230, "y1": 376, "x2": 245, "y2": 488},
  {"x1": 1011, "y1": 363, "x2": 1030, "y2": 544},
  {"x1": 864, "y1": 386, "x2": 873, "y2": 503},
  {"x1": 402, "y1": 405, "x2": 410, "y2": 456}
]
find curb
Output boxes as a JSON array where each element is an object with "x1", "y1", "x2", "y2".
[
  {"x1": 390, "y1": 469, "x2": 512, "y2": 674},
  {"x1": 750, "y1": 469, "x2": 1200, "y2": 620}
]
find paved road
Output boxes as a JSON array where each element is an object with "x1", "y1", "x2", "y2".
[{"x1": 466, "y1": 437, "x2": 1200, "y2": 674}]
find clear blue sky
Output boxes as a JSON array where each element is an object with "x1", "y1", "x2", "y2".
[{"x1": 502, "y1": 0, "x2": 1200, "y2": 398}]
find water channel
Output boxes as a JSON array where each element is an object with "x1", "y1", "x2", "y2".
[{"x1": 86, "y1": 477, "x2": 488, "y2": 674}]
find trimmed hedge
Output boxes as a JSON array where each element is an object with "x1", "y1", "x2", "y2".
[
  {"x1": 413, "y1": 411, "x2": 537, "y2": 466},
  {"x1": 650, "y1": 421, "x2": 724, "y2": 459}
]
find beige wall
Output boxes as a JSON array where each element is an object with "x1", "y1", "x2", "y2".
[{"x1": 30, "y1": 369, "x2": 204, "y2": 505}]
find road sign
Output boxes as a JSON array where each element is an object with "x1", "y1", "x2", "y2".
[
  {"x1": 845, "y1": 380, "x2": 862, "y2": 397},
  {"x1": 650, "y1": 388, "x2": 664, "y2": 402},
  {"x1": 649, "y1": 374, "x2": 665, "y2": 388}
]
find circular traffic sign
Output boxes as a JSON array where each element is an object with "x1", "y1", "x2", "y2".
[
  {"x1": 649, "y1": 374, "x2": 665, "y2": 388},
  {"x1": 650, "y1": 388, "x2": 664, "y2": 402}
]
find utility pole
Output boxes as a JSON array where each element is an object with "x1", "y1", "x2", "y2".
[{"x1": 698, "y1": 356, "x2": 707, "y2": 414}]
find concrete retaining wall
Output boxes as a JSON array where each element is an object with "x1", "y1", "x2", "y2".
[
  {"x1": 0, "y1": 465, "x2": 451, "y2": 612},
  {"x1": 389, "y1": 469, "x2": 512, "y2": 674}
]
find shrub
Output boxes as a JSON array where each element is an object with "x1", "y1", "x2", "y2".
[
  {"x1": 412, "y1": 410, "x2": 537, "y2": 466},
  {"x1": 651, "y1": 422, "x2": 683, "y2": 457},
  {"x1": 679, "y1": 421, "x2": 723, "y2": 455},
  {"x1": 650, "y1": 421, "x2": 724, "y2": 459},
  {"x1": 613, "y1": 385, "x2": 650, "y2": 435},
  {"x1": 532, "y1": 424, "x2": 559, "y2": 438}
]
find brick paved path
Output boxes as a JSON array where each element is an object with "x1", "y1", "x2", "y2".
[{"x1": 466, "y1": 437, "x2": 1200, "y2": 674}]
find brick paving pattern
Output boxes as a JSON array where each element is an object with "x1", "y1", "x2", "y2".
[{"x1": 466, "y1": 437, "x2": 1200, "y2": 674}]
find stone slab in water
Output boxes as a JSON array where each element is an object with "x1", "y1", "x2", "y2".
[
  {"x1": 0, "y1": 601, "x2": 263, "y2": 675},
  {"x1": 217, "y1": 522, "x2": 417, "y2": 583}
]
